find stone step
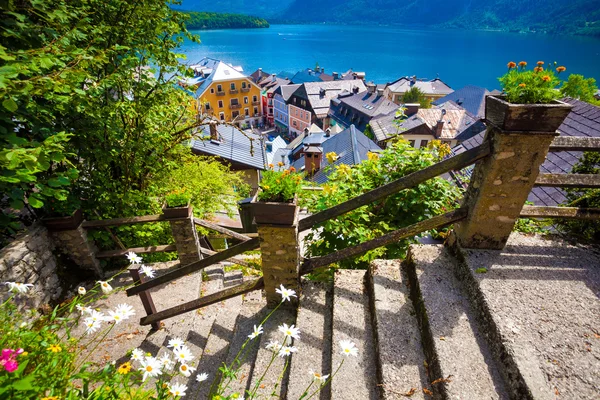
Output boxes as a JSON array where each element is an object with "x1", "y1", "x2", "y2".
[
  {"x1": 331, "y1": 269, "x2": 380, "y2": 399},
  {"x1": 286, "y1": 279, "x2": 333, "y2": 400},
  {"x1": 404, "y1": 244, "x2": 509, "y2": 399},
  {"x1": 223, "y1": 270, "x2": 244, "y2": 288},
  {"x1": 367, "y1": 260, "x2": 429, "y2": 400}
]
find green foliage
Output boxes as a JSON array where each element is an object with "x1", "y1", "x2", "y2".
[
  {"x1": 258, "y1": 166, "x2": 303, "y2": 203},
  {"x1": 499, "y1": 62, "x2": 565, "y2": 104},
  {"x1": 401, "y1": 87, "x2": 431, "y2": 108},
  {"x1": 561, "y1": 74, "x2": 600, "y2": 104},
  {"x1": 302, "y1": 139, "x2": 462, "y2": 270},
  {"x1": 558, "y1": 152, "x2": 600, "y2": 242},
  {"x1": 513, "y1": 202, "x2": 548, "y2": 234},
  {"x1": 181, "y1": 11, "x2": 269, "y2": 30},
  {"x1": 165, "y1": 189, "x2": 192, "y2": 208}
]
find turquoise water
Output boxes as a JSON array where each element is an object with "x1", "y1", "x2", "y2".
[{"x1": 179, "y1": 24, "x2": 600, "y2": 90}]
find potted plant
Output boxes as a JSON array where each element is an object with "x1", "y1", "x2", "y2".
[
  {"x1": 251, "y1": 165, "x2": 303, "y2": 225},
  {"x1": 163, "y1": 188, "x2": 193, "y2": 218},
  {"x1": 487, "y1": 61, "x2": 572, "y2": 131},
  {"x1": 41, "y1": 196, "x2": 83, "y2": 231}
]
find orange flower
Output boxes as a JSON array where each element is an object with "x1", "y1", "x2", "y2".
[
  {"x1": 277, "y1": 161, "x2": 284, "y2": 167},
  {"x1": 541, "y1": 75, "x2": 551, "y2": 82},
  {"x1": 268, "y1": 163, "x2": 274, "y2": 169},
  {"x1": 518, "y1": 61, "x2": 527, "y2": 67},
  {"x1": 518, "y1": 83, "x2": 526, "y2": 88},
  {"x1": 289, "y1": 166, "x2": 296, "y2": 172},
  {"x1": 537, "y1": 61, "x2": 544, "y2": 66},
  {"x1": 534, "y1": 66, "x2": 543, "y2": 73},
  {"x1": 507, "y1": 61, "x2": 517, "y2": 69},
  {"x1": 556, "y1": 66, "x2": 566, "y2": 73}
]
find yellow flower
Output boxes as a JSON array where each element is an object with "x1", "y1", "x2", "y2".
[
  {"x1": 21, "y1": 351, "x2": 28, "y2": 356},
  {"x1": 41, "y1": 397, "x2": 59, "y2": 400},
  {"x1": 268, "y1": 163, "x2": 274, "y2": 169},
  {"x1": 556, "y1": 66, "x2": 566, "y2": 73},
  {"x1": 262, "y1": 185, "x2": 270, "y2": 190},
  {"x1": 117, "y1": 362, "x2": 132, "y2": 375},
  {"x1": 48, "y1": 344, "x2": 62, "y2": 353},
  {"x1": 326, "y1": 152, "x2": 338, "y2": 164},
  {"x1": 366, "y1": 151, "x2": 379, "y2": 161},
  {"x1": 323, "y1": 184, "x2": 337, "y2": 195},
  {"x1": 337, "y1": 164, "x2": 351, "y2": 175},
  {"x1": 519, "y1": 83, "x2": 526, "y2": 88},
  {"x1": 277, "y1": 161, "x2": 284, "y2": 167},
  {"x1": 541, "y1": 75, "x2": 551, "y2": 82}
]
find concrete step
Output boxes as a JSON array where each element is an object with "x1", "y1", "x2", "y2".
[
  {"x1": 287, "y1": 279, "x2": 333, "y2": 400},
  {"x1": 404, "y1": 244, "x2": 509, "y2": 399},
  {"x1": 331, "y1": 269, "x2": 380, "y2": 399},
  {"x1": 367, "y1": 260, "x2": 429, "y2": 400}
]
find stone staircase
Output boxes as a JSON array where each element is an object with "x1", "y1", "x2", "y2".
[{"x1": 81, "y1": 233, "x2": 599, "y2": 399}]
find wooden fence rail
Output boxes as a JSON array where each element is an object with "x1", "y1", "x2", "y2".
[{"x1": 520, "y1": 206, "x2": 600, "y2": 220}]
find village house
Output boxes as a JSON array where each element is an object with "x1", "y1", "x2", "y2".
[
  {"x1": 182, "y1": 58, "x2": 263, "y2": 129},
  {"x1": 433, "y1": 85, "x2": 500, "y2": 118},
  {"x1": 326, "y1": 82, "x2": 399, "y2": 133},
  {"x1": 369, "y1": 101, "x2": 486, "y2": 149},
  {"x1": 384, "y1": 76, "x2": 453, "y2": 105},
  {"x1": 273, "y1": 84, "x2": 301, "y2": 137},
  {"x1": 256, "y1": 74, "x2": 291, "y2": 128}
]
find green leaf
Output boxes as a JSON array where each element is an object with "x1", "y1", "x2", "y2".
[
  {"x1": 2, "y1": 98, "x2": 18, "y2": 112},
  {"x1": 475, "y1": 267, "x2": 488, "y2": 274},
  {"x1": 12, "y1": 374, "x2": 35, "y2": 391},
  {"x1": 28, "y1": 194, "x2": 44, "y2": 208}
]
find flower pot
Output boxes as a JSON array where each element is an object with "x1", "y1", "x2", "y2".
[
  {"x1": 250, "y1": 192, "x2": 298, "y2": 226},
  {"x1": 41, "y1": 209, "x2": 84, "y2": 231},
  {"x1": 162, "y1": 200, "x2": 192, "y2": 219},
  {"x1": 485, "y1": 95, "x2": 572, "y2": 132}
]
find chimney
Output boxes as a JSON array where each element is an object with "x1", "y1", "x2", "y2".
[
  {"x1": 352, "y1": 86, "x2": 359, "y2": 94},
  {"x1": 411, "y1": 75, "x2": 417, "y2": 85},
  {"x1": 319, "y1": 88, "x2": 326, "y2": 97},
  {"x1": 404, "y1": 103, "x2": 420, "y2": 116},
  {"x1": 272, "y1": 73, "x2": 277, "y2": 82},
  {"x1": 376, "y1": 88, "x2": 384, "y2": 97},
  {"x1": 209, "y1": 120, "x2": 219, "y2": 141},
  {"x1": 333, "y1": 72, "x2": 339, "y2": 80},
  {"x1": 325, "y1": 128, "x2": 331, "y2": 137},
  {"x1": 435, "y1": 109, "x2": 446, "y2": 137},
  {"x1": 304, "y1": 127, "x2": 310, "y2": 136},
  {"x1": 321, "y1": 67, "x2": 325, "y2": 74},
  {"x1": 304, "y1": 149, "x2": 323, "y2": 175},
  {"x1": 367, "y1": 82, "x2": 376, "y2": 94}
]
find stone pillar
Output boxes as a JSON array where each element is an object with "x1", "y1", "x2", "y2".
[
  {"x1": 257, "y1": 223, "x2": 300, "y2": 308},
  {"x1": 169, "y1": 217, "x2": 203, "y2": 266},
  {"x1": 454, "y1": 126, "x2": 557, "y2": 249},
  {"x1": 50, "y1": 225, "x2": 103, "y2": 277}
]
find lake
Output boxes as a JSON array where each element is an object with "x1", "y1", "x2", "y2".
[{"x1": 180, "y1": 24, "x2": 600, "y2": 90}]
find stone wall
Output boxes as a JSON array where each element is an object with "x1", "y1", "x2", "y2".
[{"x1": 0, "y1": 224, "x2": 63, "y2": 308}]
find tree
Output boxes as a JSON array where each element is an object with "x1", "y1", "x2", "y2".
[
  {"x1": 560, "y1": 74, "x2": 599, "y2": 104},
  {"x1": 302, "y1": 139, "x2": 461, "y2": 270},
  {"x1": 401, "y1": 86, "x2": 431, "y2": 108}
]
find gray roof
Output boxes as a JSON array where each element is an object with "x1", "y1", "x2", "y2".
[
  {"x1": 191, "y1": 123, "x2": 266, "y2": 170},
  {"x1": 312, "y1": 125, "x2": 382, "y2": 184},
  {"x1": 294, "y1": 80, "x2": 367, "y2": 119},
  {"x1": 370, "y1": 112, "x2": 402, "y2": 142},
  {"x1": 387, "y1": 77, "x2": 453, "y2": 96},
  {"x1": 432, "y1": 85, "x2": 491, "y2": 118},
  {"x1": 329, "y1": 90, "x2": 399, "y2": 132},
  {"x1": 274, "y1": 84, "x2": 301, "y2": 102}
]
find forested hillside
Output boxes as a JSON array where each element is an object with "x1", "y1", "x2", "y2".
[{"x1": 182, "y1": 11, "x2": 269, "y2": 30}]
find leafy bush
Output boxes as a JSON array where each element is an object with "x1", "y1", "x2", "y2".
[
  {"x1": 302, "y1": 139, "x2": 462, "y2": 270},
  {"x1": 165, "y1": 189, "x2": 192, "y2": 208},
  {"x1": 499, "y1": 61, "x2": 566, "y2": 104},
  {"x1": 258, "y1": 166, "x2": 303, "y2": 203}
]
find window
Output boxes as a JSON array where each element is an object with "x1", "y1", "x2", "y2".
[
  {"x1": 210, "y1": 88, "x2": 215, "y2": 94},
  {"x1": 232, "y1": 111, "x2": 239, "y2": 119},
  {"x1": 254, "y1": 106, "x2": 258, "y2": 115},
  {"x1": 217, "y1": 84, "x2": 223, "y2": 92},
  {"x1": 301, "y1": 100, "x2": 306, "y2": 107},
  {"x1": 230, "y1": 83, "x2": 236, "y2": 90},
  {"x1": 242, "y1": 82, "x2": 247, "y2": 88},
  {"x1": 205, "y1": 103, "x2": 211, "y2": 110},
  {"x1": 409, "y1": 140, "x2": 415, "y2": 147},
  {"x1": 218, "y1": 100, "x2": 224, "y2": 108},
  {"x1": 421, "y1": 140, "x2": 429, "y2": 148},
  {"x1": 245, "y1": 108, "x2": 249, "y2": 117},
  {"x1": 293, "y1": 120, "x2": 297, "y2": 127},
  {"x1": 243, "y1": 97, "x2": 248, "y2": 104},
  {"x1": 253, "y1": 95, "x2": 258, "y2": 102},
  {"x1": 268, "y1": 99, "x2": 273, "y2": 106},
  {"x1": 219, "y1": 112, "x2": 225, "y2": 121},
  {"x1": 231, "y1": 98, "x2": 239, "y2": 106}
]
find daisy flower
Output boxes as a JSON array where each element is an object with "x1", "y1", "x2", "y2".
[
  {"x1": 130, "y1": 348, "x2": 144, "y2": 362},
  {"x1": 88, "y1": 310, "x2": 104, "y2": 322},
  {"x1": 339, "y1": 340, "x2": 358, "y2": 357},
  {"x1": 248, "y1": 324, "x2": 263, "y2": 340},
  {"x1": 78, "y1": 287, "x2": 86, "y2": 295},
  {"x1": 126, "y1": 251, "x2": 143, "y2": 264},
  {"x1": 278, "y1": 323, "x2": 300, "y2": 340},
  {"x1": 97, "y1": 280, "x2": 113, "y2": 294},
  {"x1": 76, "y1": 304, "x2": 92, "y2": 314},
  {"x1": 310, "y1": 370, "x2": 329, "y2": 383},
  {"x1": 138, "y1": 356, "x2": 162, "y2": 381},
  {"x1": 106, "y1": 310, "x2": 126, "y2": 324},
  {"x1": 159, "y1": 354, "x2": 175, "y2": 371},
  {"x1": 278, "y1": 346, "x2": 297, "y2": 358},
  {"x1": 4, "y1": 282, "x2": 34, "y2": 294},
  {"x1": 167, "y1": 337, "x2": 184, "y2": 350},
  {"x1": 169, "y1": 382, "x2": 187, "y2": 397},
  {"x1": 173, "y1": 345, "x2": 194, "y2": 363},
  {"x1": 83, "y1": 317, "x2": 101, "y2": 335},
  {"x1": 266, "y1": 340, "x2": 280, "y2": 352},
  {"x1": 115, "y1": 303, "x2": 135, "y2": 319},
  {"x1": 178, "y1": 363, "x2": 196, "y2": 377},
  {"x1": 275, "y1": 284, "x2": 297, "y2": 302},
  {"x1": 139, "y1": 265, "x2": 155, "y2": 279},
  {"x1": 196, "y1": 372, "x2": 209, "y2": 382}
]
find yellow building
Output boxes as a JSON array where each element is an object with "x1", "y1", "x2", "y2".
[{"x1": 185, "y1": 58, "x2": 263, "y2": 128}]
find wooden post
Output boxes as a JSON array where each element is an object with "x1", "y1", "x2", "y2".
[{"x1": 129, "y1": 267, "x2": 160, "y2": 330}]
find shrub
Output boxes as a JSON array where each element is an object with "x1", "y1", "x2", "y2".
[
  {"x1": 258, "y1": 165, "x2": 303, "y2": 203},
  {"x1": 498, "y1": 61, "x2": 566, "y2": 104},
  {"x1": 165, "y1": 189, "x2": 192, "y2": 208}
]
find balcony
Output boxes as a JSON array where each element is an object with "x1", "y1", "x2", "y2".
[
  {"x1": 252, "y1": 101, "x2": 260, "y2": 105},
  {"x1": 216, "y1": 91, "x2": 226, "y2": 96},
  {"x1": 240, "y1": 87, "x2": 250, "y2": 93},
  {"x1": 229, "y1": 89, "x2": 239, "y2": 94},
  {"x1": 254, "y1": 113, "x2": 262, "y2": 117},
  {"x1": 230, "y1": 103, "x2": 241, "y2": 110}
]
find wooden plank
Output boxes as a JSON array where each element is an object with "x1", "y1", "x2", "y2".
[
  {"x1": 549, "y1": 136, "x2": 600, "y2": 152},
  {"x1": 298, "y1": 143, "x2": 490, "y2": 232},
  {"x1": 534, "y1": 173, "x2": 600, "y2": 188},
  {"x1": 129, "y1": 268, "x2": 160, "y2": 330},
  {"x1": 82, "y1": 214, "x2": 181, "y2": 228},
  {"x1": 140, "y1": 277, "x2": 264, "y2": 326},
  {"x1": 194, "y1": 217, "x2": 252, "y2": 242},
  {"x1": 300, "y1": 208, "x2": 468, "y2": 276},
  {"x1": 126, "y1": 237, "x2": 261, "y2": 296},
  {"x1": 94, "y1": 210, "x2": 126, "y2": 250},
  {"x1": 200, "y1": 247, "x2": 251, "y2": 267},
  {"x1": 96, "y1": 245, "x2": 176, "y2": 259},
  {"x1": 208, "y1": 233, "x2": 259, "y2": 239},
  {"x1": 520, "y1": 206, "x2": 600, "y2": 220}
]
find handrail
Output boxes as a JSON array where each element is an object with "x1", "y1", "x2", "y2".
[
  {"x1": 534, "y1": 173, "x2": 600, "y2": 188},
  {"x1": 126, "y1": 237, "x2": 260, "y2": 296},
  {"x1": 298, "y1": 143, "x2": 490, "y2": 232},
  {"x1": 81, "y1": 214, "x2": 183, "y2": 228},
  {"x1": 299, "y1": 208, "x2": 468, "y2": 276},
  {"x1": 140, "y1": 277, "x2": 265, "y2": 326},
  {"x1": 520, "y1": 206, "x2": 600, "y2": 220},
  {"x1": 548, "y1": 136, "x2": 600, "y2": 152},
  {"x1": 199, "y1": 247, "x2": 253, "y2": 267},
  {"x1": 96, "y1": 245, "x2": 176, "y2": 258},
  {"x1": 193, "y1": 217, "x2": 252, "y2": 242}
]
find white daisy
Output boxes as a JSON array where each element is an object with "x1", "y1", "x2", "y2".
[
  {"x1": 4, "y1": 282, "x2": 34, "y2": 294},
  {"x1": 173, "y1": 345, "x2": 194, "y2": 363},
  {"x1": 309, "y1": 370, "x2": 330, "y2": 383},
  {"x1": 168, "y1": 382, "x2": 187, "y2": 397},
  {"x1": 105, "y1": 310, "x2": 126, "y2": 324},
  {"x1": 83, "y1": 317, "x2": 101, "y2": 335},
  {"x1": 196, "y1": 372, "x2": 209, "y2": 382},
  {"x1": 139, "y1": 265, "x2": 155, "y2": 278},
  {"x1": 130, "y1": 348, "x2": 144, "y2": 361},
  {"x1": 88, "y1": 310, "x2": 104, "y2": 322},
  {"x1": 278, "y1": 323, "x2": 300, "y2": 340},
  {"x1": 275, "y1": 284, "x2": 297, "y2": 302},
  {"x1": 248, "y1": 324, "x2": 263, "y2": 340},
  {"x1": 178, "y1": 363, "x2": 196, "y2": 377},
  {"x1": 115, "y1": 303, "x2": 136, "y2": 319},
  {"x1": 78, "y1": 286, "x2": 87, "y2": 295},
  {"x1": 167, "y1": 337, "x2": 184, "y2": 350},
  {"x1": 138, "y1": 356, "x2": 162, "y2": 381},
  {"x1": 76, "y1": 304, "x2": 92, "y2": 314},
  {"x1": 126, "y1": 251, "x2": 143, "y2": 264},
  {"x1": 97, "y1": 280, "x2": 113, "y2": 294},
  {"x1": 159, "y1": 353, "x2": 175, "y2": 371},
  {"x1": 339, "y1": 340, "x2": 358, "y2": 357},
  {"x1": 278, "y1": 346, "x2": 298, "y2": 357},
  {"x1": 266, "y1": 340, "x2": 281, "y2": 352}
]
